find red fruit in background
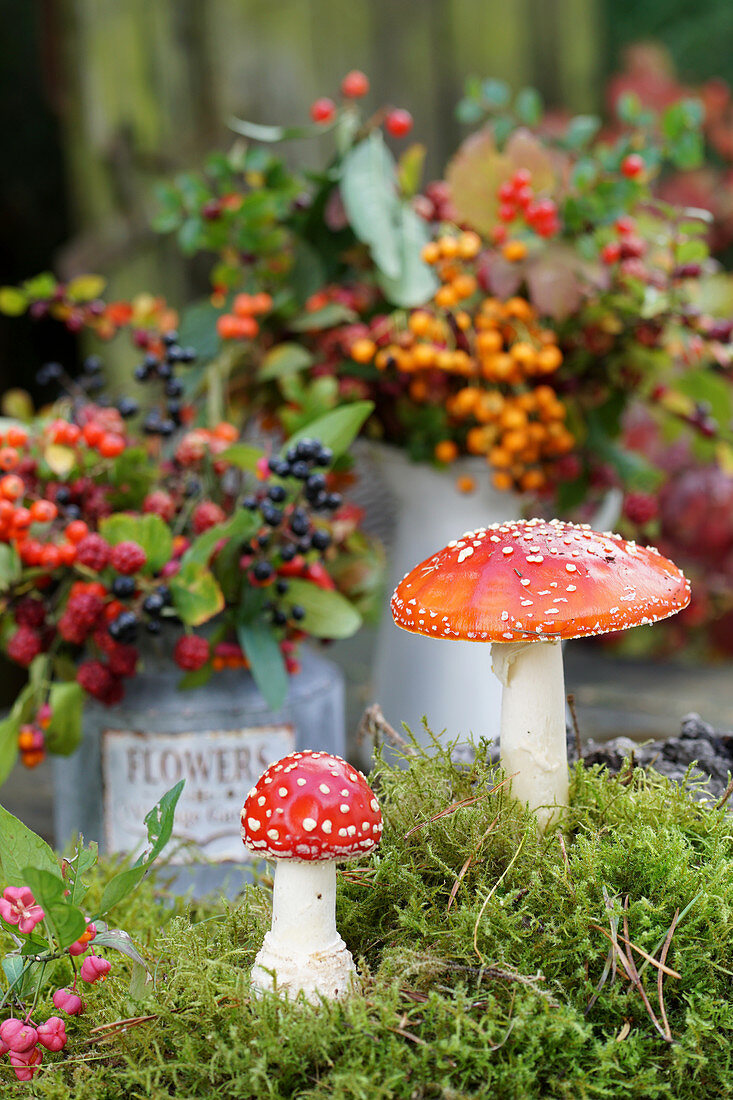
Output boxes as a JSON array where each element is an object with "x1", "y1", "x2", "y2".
[
  {"x1": 58, "y1": 592, "x2": 105, "y2": 644},
  {"x1": 107, "y1": 644, "x2": 139, "y2": 679},
  {"x1": 385, "y1": 108, "x2": 413, "y2": 138},
  {"x1": 601, "y1": 241, "x2": 621, "y2": 264},
  {"x1": 77, "y1": 661, "x2": 123, "y2": 705},
  {"x1": 305, "y1": 561, "x2": 336, "y2": 590},
  {"x1": 622, "y1": 492, "x2": 659, "y2": 525},
  {"x1": 52, "y1": 988, "x2": 83, "y2": 1016},
  {"x1": 109, "y1": 540, "x2": 147, "y2": 575},
  {"x1": 192, "y1": 501, "x2": 226, "y2": 534},
  {"x1": 76, "y1": 533, "x2": 111, "y2": 571},
  {"x1": 14, "y1": 597, "x2": 46, "y2": 628},
  {"x1": 7, "y1": 626, "x2": 42, "y2": 667},
  {"x1": 660, "y1": 466, "x2": 733, "y2": 559},
  {"x1": 310, "y1": 96, "x2": 336, "y2": 124},
  {"x1": 621, "y1": 153, "x2": 644, "y2": 178},
  {"x1": 340, "y1": 69, "x2": 369, "y2": 98},
  {"x1": 174, "y1": 634, "x2": 210, "y2": 671}
]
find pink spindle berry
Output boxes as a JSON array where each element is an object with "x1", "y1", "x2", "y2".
[
  {"x1": 0, "y1": 887, "x2": 45, "y2": 934},
  {"x1": 52, "y1": 988, "x2": 83, "y2": 1016},
  {"x1": 10, "y1": 1046, "x2": 43, "y2": 1081},
  {"x1": 36, "y1": 1016, "x2": 67, "y2": 1052},
  {"x1": 0, "y1": 1018, "x2": 38, "y2": 1053},
  {"x1": 80, "y1": 954, "x2": 111, "y2": 983},
  {"x1": 68, "y1": 921, "x2": 97, "y2": 957}
]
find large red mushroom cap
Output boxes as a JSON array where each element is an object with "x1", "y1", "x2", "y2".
[
  {"x1": 391, "y1": 518, "x2": 690, "y2": 643},
  {"x1": 241, "y1": 751, "x2": 383, "y2": 861}
]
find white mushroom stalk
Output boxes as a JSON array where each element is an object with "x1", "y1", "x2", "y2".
[
  {"x1": 250, "y1": 859, "x2": 355, "y2": 1002},
  {"x1": 241, "y1": 750, "x2": 383, "y2": 1003},
  {"x1": 491, "y1": 639, "x2": 568, "y2": 829},
  {"x1": 390, "y1": 519, "x2": 691, "y2": 832}
]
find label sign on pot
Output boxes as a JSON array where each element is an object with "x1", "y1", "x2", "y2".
[{"x1": 101, "y1": 725, "x2": 295, "y2": 861}]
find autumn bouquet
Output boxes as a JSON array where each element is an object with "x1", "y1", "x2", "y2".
[{"x1": 0, "y1": 337, "x2": 379, "y2": 781}]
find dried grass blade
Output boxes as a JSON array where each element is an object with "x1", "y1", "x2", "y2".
[
  {"x1": 616, "y1": 933, "x2": 681, "y2": 978},
  {"x1": 637, "y1": 891, "x2": 701, "y2": 978},
  {"x1": 658, "y1": 908, "x2": 680, "y2": 1042},
  {"x1": 473, "y1": 834, "x2": 525, "y2": 962},
  {"x1": 386, "y1": 1025, "x2": 427, "y2": 1046},
  {"x1": 622, "y1": 897, "x2": 668, "y2": 1042},
  {"x1": 585, "y1": 945, "x2": 614, "y2": 1015},
  {"x1": 447, "y1": 814, "x2": 500, "y2": 912}
]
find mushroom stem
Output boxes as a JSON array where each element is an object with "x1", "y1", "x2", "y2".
[
  {"x1": 491, "y1": 639, "x2": 569, "y2": 830},
  {"x1": 251, "y1": 860, "x2": 356, "y2": 1002}
]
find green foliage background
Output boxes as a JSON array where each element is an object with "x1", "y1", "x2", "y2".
[
  {"x1": 15, "y1": 738, "x2": 733, "y2": 1099},
  {"x1": 605, "y1": 0, "x2": 733, "y2": 85}
]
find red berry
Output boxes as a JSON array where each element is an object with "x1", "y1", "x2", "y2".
[
  {"x1": 615, "y1": 215, "x2": 634, "y2": 236},
  {"x1": 192, "y1": 501, "x2": 226, "y2": 535},
  {"x1": 621, "y1": 153, "x2": 644, "y2": 178},
  {"x1": 511, "y1": 168, "x2": 532, "y2": 190},
  {"x1": 109, "y1": 540, "x2": 147, "y2": 575},
  {"x1": 7, "y1": 626, "x2": 42, "y2": 667},
  {"x1": 310, "y1": 97, "x2": 336, "y2": 124},
  {"x1": 498, "y1": 203, "x2": 517, "y2": 223},
  {"x1": 514, "y1": 185, "x2": 534, "y2": 210},
  {"x1": 98, "y1": 433, "x2": 125, "y2": 458},
  {"x1": 65, "y1": 520, "x2": 89, "y2": 544},
  {"x1": 174, "y1": 634, "x2": 210, "y2": 672},
  {"x1": 601, "y1": 241, "x2": 621, "y2": 264},
  {"x1": 623, "y1": 492, "x2": 659, "y2": 525},
  {"x1": 385, "y1": 108, "x2": 413, "y2": 138},
  {"x1": 14, "y1": 598, "x2": 46, "y2": 629},
  {"x1": 107, "y1": 643, "x2": 138, "y2": 678},
  {"x1": 30, "y1": 499, "x2": 57, "y2": 523},
  {"x1": 58, "y1": 592, "x2": 105, "y2": 644},
  {"x1": 40, "y1": 544, "x2": 61, "y2": 571},
  {"x1": 497, "y1": 181, "x2": 515, "y2": 203},
  {"x1": 76, "y1": 533, "x2": 111, "y2": 572},
  {"x1": 143, "y1": 490, "x2": 176, "y2": 522},
  {"x1": 340, "y1": 70, "x2": 369, "y2": 98},
  {"x1": 77, "y1": 661, "x2": 122, "y2": 705}
]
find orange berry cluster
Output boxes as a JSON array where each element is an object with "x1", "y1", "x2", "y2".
[
  {"x1": 352, "y1": 232, "x2": 574, "y2": 491},
  {"x1": 216, "y1": 292, "x2": 273, "y2": 341}
]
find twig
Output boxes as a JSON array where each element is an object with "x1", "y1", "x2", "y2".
[
  {"x1": 714, "y1": 776, "x2": 733, "y2": 809},
  {"x1": 622, "y1": 897, "x2": 669, "y2": 1042},
  {"x1": 473, "y1": 835, "x2": 526, "y2": 962},
  {"x1": 404, "y1": 777, "x2": 510, "y2": 840},
  {"x1": 385, "y1": 1025, "x2": 426, "y2": 1046},
  {"x1": 566, "y1": 693, "x2": 583, "y2": 761},
  {"x1": 357, "y1": 703, "x2": 415, "y2": 754},
  {"x1": 657, "y1": 908, "x2": 679, "y2": 1042}
]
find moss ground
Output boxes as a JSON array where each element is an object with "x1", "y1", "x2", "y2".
[{"x1": 16, "y1": 735, "x2": 733, "y2": 1099}]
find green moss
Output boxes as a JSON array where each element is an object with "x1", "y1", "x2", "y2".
[{"x1": 23, "y1": 735, "x2": 733, "y2": 1099}]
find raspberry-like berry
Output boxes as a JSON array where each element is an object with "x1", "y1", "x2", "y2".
[
  {"x1": 109, "y1": 540, "x2": 147, "y2": 575},
  {"x1": 340, "y1": 70, "x2": 369, "y2": 98},
  {"x1": 623, "y1": 492, "x2": 659, "y2": 525},
  {"x1": 310, "y1": 97, "x2": 336, "y2": 124},
  {"x1": 7, "y1": 626, "x2": 42, "y2": 667},
  {"x1": 58, "y1": 592, "x2": 105, "y2": 644},
  {"x1": 143, "y1": 490, "x2": 176, "y2": 522},
  {"x1": 385, "y1": 108, "x2": 413, "y2": 138},
  {"x1": 107, "y1": 643, "x2": 139, "y2": 678},
  {"x1": 192, "y1": 501, "x2": 226, "y2": 534},
  {"x1": 77, "y1": 661, "x2": 123, "y2": 705},
  {"x1": 76, "y1": 533, "x2": 111, "y2": 572},
  {"x1": 174, "y1": 634, "x2": 210, "y2": 671},
  {"x1": 14, "y1": 597, "x2": 46, "y2": 629}
]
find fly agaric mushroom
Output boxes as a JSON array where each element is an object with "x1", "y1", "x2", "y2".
[
  {"x1": 241, "y1": 750, "x2": 382, "y2": 1001},
  {"x1": 391, "y1": 518, "x2": 690, "y2": 828}
]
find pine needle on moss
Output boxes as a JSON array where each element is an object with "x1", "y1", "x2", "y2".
[{"x1": 19, "y1": 733, "x2": 733, "y2": 1100}]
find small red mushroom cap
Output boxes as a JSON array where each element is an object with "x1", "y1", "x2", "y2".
[
  {"x1": 391, "y1": 518, "x2": 691, "y2": 642},
  {"x1": 241, "y1": 750, "x2": 383, "y2": 861}
]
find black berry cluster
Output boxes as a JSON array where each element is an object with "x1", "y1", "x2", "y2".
[{"x1": 134, "y1": 332, "x2": 197, "y2": 436}]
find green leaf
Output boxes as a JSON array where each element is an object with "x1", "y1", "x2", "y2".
[
  {"x1": 99, "y1": 514, "x2": 173, "y2": 575},
  {"x1": 0, "y1": 805, "x2": 58, "y2": 886},
  {"x1": 397, "y1": 144, "x2": 426, "y2": 198},
  {"x1": 616, "y1": 91, "x2": 642, "y2": 124},
  {"x1": 376, "y1": 204, "x2": 439, "y2": 308},
  {"x1": 676, "y1": 369, "x2": 733, "y2": 422},
  {"x1": 237, "y1": 621, "x2": 289, "y2": 711},
  {"x1": 0, "y1": 287, "x2": 27, "y2": 316},
  {"x1": 514, "y1": 87, "x2": 543, "y2": 126},
  {"x1": 21, "y1": 867, "x2": 87, "y2": 949},
  {"x1": 66, "y1": 274, "x2": 106, "y2": 302},
  {"x1": 169, "y1": 562, "x2": 225, "y2": 626},
  {"x1": 0, "y1": 544, "x2": 20, "y2": 592},
  {"x1": 340, "y1": 131, "x2": 402, "y2": 279},
  {"x1": 44, "y1": 681, "x2": 84, "y2": 757},
  {"x1": 93, "y1": 929, "x2": 149, "y2": 973},
  {"x1": 259, "y1": 343, "x2": 313, "y2": 381},
  {"x1": 129, "y1": 961, "x2": 149, "y2": 1000},
  {"x1": 98, "y1": 781, "x2": 185, "y2": 915},
  {"x1": 181, "y1": 510, "x2": 257, "y2": 569},
  {"x1": 280, "y1": 577, "x2": 362, "y2": 639},
  {"x1": 284, "y1": 400, "x2": 374, "y2": 460},
  {"x1": 177, "y1": 664, "x2": 214, "y2": 691},
  {"x1": 216, "y1": 443, "x2": 262, "y2": 472},
  {"x1": 669, "y1": 130, "x2": 704, "y2": 171},
  {"x1": 0, "y1": 716, "x2": 19, "y2": 789},
  {"x1": 565, "y1": 115, "x2": 601, "y2": 149},
  {"x1": 456, "y1": 98, "x2": 485, "y2": 125},
  {"x1": 178, "y1": 298, "x2": 222, "y2": 362},
  {"x1": 482, "y1": 78, "x2": 511, "y2": 108},
  {"x1": 228, "y1": 117, "x2": 328, "y2": 142},
  {"x1": 290, "y1": 302, "x2": 358, "y2": 331}
]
